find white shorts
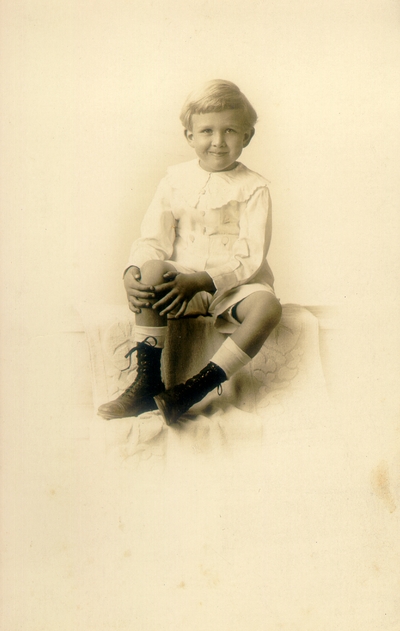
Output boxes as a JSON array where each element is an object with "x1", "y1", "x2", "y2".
[{"x1": 166, "y1": 262, "x2": 277, "y2": 334}]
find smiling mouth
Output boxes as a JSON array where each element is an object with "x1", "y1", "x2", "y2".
[{"x1": 209, "y1": 152, "x2": 228, "y2": 156}]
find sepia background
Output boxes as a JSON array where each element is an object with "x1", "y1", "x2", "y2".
[{"x1": 1, "y1": 1, "x2": 399, "y2": 630}]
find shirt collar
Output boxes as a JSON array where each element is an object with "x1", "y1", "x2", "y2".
[{"x1": 166, "y1": 159, "x2": 268, "y2": 209}]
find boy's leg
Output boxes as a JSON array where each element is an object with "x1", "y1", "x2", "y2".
[
  {"x1": 135, "y1": 260, "x2": 177, "y2": 327},
  {"x1": 133, "y1": 259, "x2": 177, "y2": 347},
  {"x1": 230, "y1": 291, "x2": 282, "y2": 357},
  {"x1": 209, "y1": 291, "x2": 281, "y2": 377},
  {"x1": 155, "y1": 291, "x2": 282, "y2": 424},
  {"x1": 97, "y1": 260, "x2": 176, "y2": 420}
]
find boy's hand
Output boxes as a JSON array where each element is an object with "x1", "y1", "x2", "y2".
[
  {"x1": 124, "y1": 266, "x2": 156, "y2": 314},
  {"x1": 153, "y1": 271, "x2": 215, "y2": 318}
]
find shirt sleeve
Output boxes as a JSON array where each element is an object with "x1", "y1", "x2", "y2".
[
  {"x1": 127, "y1": 177, "x2": 176, "y2": 269},
  {"x1": 205, "y1": 186, "x2": 272, "y2": 294}
]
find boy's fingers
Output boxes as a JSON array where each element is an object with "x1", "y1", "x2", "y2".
[
  {"x1": 159, "y1": 296, "x2": 182, "y2": 316},
  {"x1": 126, "y1": 275, "x2": 153, "y2": 290},
  {"x1": 155, "y1": 287, "x2": 175, "y2": 304},
  {"x1": 129, "y1": 300, "x2": 142, "y2": 310},
  {"x1": 152, "y1": 298, "x2": 166, "y2": 309},
  {"x1": 175, "y1": 301, "x2": 187, "y2": 318},
  {"x1": 153, "y1": 281, "x2": 174, "y2": 293},
  {"x1": 132, "y1": 282, "x2": 154, "y2": 292},
  {"x1": 136, "y1": 291, "x2": 155, "y2": 299},
  {"x1": 153, "y1": 291, "x2": 178, "y2": 310},
  {"x1": 127, "y1": 288, "x2": 155, "y2": 298},
  {"x1": 129, "y1": 295, "x2": 153, "y2": 308}
]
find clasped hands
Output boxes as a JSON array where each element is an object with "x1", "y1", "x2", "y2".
[{"x1": 124, "y1": 266, "x2": 215, "y2": 318}]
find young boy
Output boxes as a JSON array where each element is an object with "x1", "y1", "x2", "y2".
[{"x1": 98, "y1": 79, "x2": 282, "y2": 424}]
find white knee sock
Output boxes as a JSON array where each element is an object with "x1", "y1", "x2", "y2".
[
  {"x1": 210, "y1": 337, "x2": 251, "y2": 379},
  {"x1": 134, "y1": 325, "x2": 167, "y2": 349}
]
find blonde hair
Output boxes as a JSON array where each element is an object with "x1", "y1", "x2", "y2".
[{"x1": 180, "y1": 79, "x2": 257, "y2": 130}]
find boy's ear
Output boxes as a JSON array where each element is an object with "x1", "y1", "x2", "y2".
[
  {"x1": 243, "y1": 127, "x2": 255, "y2": 148},
  {"x1": 184, "y1": 129, "x2": 194, "y2": 146}
]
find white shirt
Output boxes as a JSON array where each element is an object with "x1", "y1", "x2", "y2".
[{"x1": 128, "y1": 159, "x2": 275, "y2": 301}]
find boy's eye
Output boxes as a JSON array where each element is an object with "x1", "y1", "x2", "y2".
[
  {"x1": 226, "y1": 128, "x2": 236, "y2": 133},
  {"x1": 201, "y1": 129, "x2": 212, "y2": 134}
]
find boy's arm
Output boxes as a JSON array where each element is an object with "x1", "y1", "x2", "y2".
[
  {"x1": 206, "y1": 186, "x2": 273, "y2": 295},
  {"x1": 123, "y1": 177, "x2": 176, "y2": 313},
  {"x1": 127, "y1": 178, "x2": 176, "y2": 270}
]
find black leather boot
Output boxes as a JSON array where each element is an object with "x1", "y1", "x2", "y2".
[
  {"x1": 97, "y1": 339, "x2": 164, "y2": 420},
  {"x1": 154, "y1": 362, "x2": 227, "y2": 425}
]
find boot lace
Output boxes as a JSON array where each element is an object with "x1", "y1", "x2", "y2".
[
  {"x1": 122, "y1": 336, "x2": 157, "y2": 372},
  {"x1": 173, "y1": 363, "x2": 225, "y2": 399}
]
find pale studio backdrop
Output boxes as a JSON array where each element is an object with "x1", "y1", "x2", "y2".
[
  {"x1": 1, "y1": 4, "x2": 400, "y2": 631},
  {"x1": 2, "y1": 0, "x2": 399, "y2": 342}
]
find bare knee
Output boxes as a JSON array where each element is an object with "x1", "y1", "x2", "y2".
[
  {"x1": 140, "y1": 260, "x2": 175, "y2": 286},
  {"x1": 252, "y1": 295, "x2": 281, "y2": 333},
  {"x1": 231, "y1": 292, "x2": 282, "y2": 357},
  {"x1": 236, "y1": 292, "x2": 282, "y2": 328},
  {"x1": 265, "y1": 295, "x2": 282, "y2": 328}
]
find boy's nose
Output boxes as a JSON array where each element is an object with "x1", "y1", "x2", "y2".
[{"x1": 212, "y1": 133, "x2": 226, "y2": 147}]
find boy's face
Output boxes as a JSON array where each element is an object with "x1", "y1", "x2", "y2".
[{"x1": 185, "y1": 110, "x2": 254, "y2": 172}]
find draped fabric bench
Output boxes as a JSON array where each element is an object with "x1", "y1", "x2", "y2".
[
  {"x1": 79, "y1": 304, "x2": 322, "y2": 410},
  {"x1": 78, "y1": 303, "x2": 329, "y2": 464}
]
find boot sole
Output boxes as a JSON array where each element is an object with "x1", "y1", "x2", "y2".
[
  {"x1": 97, "y1": 396, "x2": 159, "y2": 420},
  {"x1": 154, "y1": 394, "x2": 177, "y2": 426}
]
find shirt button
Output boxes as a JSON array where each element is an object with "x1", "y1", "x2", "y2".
[
  {"x1": 200, "y1": 189, "x2": 206, "y2": 195},
  {"x1": 189, "y1": 234, "x2": 195, "y2": 242},
  {"x1": 222, "y1": 237, "x2": 229, "y2": 245},
  {"x1": 203, "y1": 227, "x2": 207, "y2": 234},
  {"x1": 200, "y1": 211, "x2": 205, "y2": 216}
]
